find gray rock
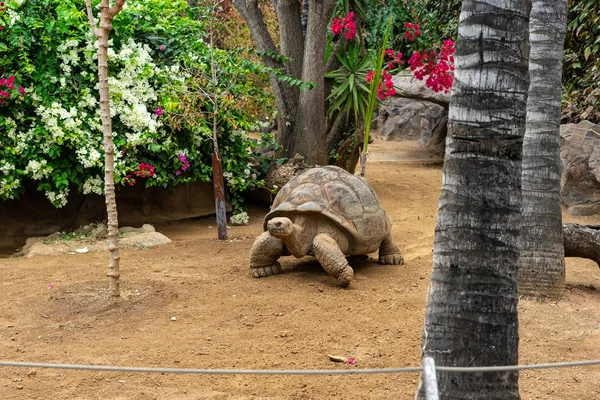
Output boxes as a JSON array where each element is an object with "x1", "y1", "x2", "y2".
[
  {"x1": 560, "y1": 120, "x2": 600, "y2": 214},
  {"x1": 119, "y1": 224, "x2": 156, "y2": 234},
  {"x1": 264, "y1": 154, "x2": 308, "y2": 194},
  {"x1": 392, "y1": 72, "x2": 451, "y2": 106},
  {"x1": 377, "y1": 97, "x2": 447, "y2": 155}
]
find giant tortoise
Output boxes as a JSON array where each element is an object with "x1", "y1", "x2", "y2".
[{"x1": 249, "y1": 165, "x2": 404, "y2": 286}]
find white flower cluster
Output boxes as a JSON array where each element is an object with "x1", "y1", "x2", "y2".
[
  {"x1": 0, "y1": 177, "x2": 20, "y2": 200},
  {"x1": 76, "y1": 146, "x2": 102, "y2": 169},
  {"x1": 0, "y1": 161, "x2": 15, "y2": 176},
  {"x1": 230, "y1": 211, "x2": 249, "y2": 226},
  {"x1": 6, "y1": 9, "x2": 20, "y2": 27},
  {"x1": 45, "y1": 188, "x2": 69, "y2": 208},
  {"x1": 25, "y1": 159, "x2": 53, "y2": 180},
  {"x1": 83, "y1": 176, "x2": 103, "y2": 195},
  {"x1": 35, "y1": 102, "x2": 87, "y2": 148},
  {"x1": 57, "y1": 39, "x2": 81, "y2": 78},
  {"x1": 222, "y1": 170, "x2": 236, "y2": 187},
  {"x1": 107, "y1": 38, "x2": 161, "y2": 136},
  {"x1": 3, "y1": 116, "x2": 17, "y2": 137}
]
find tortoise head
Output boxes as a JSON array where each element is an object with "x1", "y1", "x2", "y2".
[{"x1": 267, "y1": 217, "x2": 294, "y2": 239}]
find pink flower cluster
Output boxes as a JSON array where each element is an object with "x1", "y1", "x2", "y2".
[
  {"x1": 155, "y1": 105, "x2": 163, "y2": 116},
  {"x1": 331, "y1": 12, "x2": 356, "y2": 40},
  {"x1": 404, "y1": 22, "x2": 421, "y2": 42},
  {"x1": 175, "y1": 153, "x2": 190, "y2": 176},
  {"x1": 0, "y1": 75, "x2": 25, "y2": 104},
  {"x1": 366, "y1": 69, "x2": 396, "y2": 100},
  {"x1": 134, "y1": 162, "x2": 155, "y2": 178},
  {"x1": 385, "y1": 49, "x2": 403, "y2": 71},
  {"x1": 408, "y1": 39, "x2": 455, "y2": 94}
]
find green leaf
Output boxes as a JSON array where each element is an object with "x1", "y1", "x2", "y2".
[{"x1": 149, "y1": 143, "x2": 161, "y2": 153}]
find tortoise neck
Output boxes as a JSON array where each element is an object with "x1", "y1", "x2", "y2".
[{"x1": 281, "y1": 222, "x2": 311, "y2": 257}]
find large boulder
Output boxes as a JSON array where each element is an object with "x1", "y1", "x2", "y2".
[
  {"x1": 391, "y1": 72, "x2": 451, "y2": 106},
  {"x1": 377, "y1": 97, "x2": 447, "y2": 155},
  {"x1": 376, "y1": 72, "x2": 449, "y2": 155},
  {"x1": 560, "y1": 120, "x2": 600, "y2": 215}
]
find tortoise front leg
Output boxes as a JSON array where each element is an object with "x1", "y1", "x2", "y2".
[
  {"x1": 312, "y1": 233, "x2": 354, "y2": 287},
  {"x1": 249, "y1": 232, "x2": 285, "y2": 278},
  {"x1": 378, "y1": 233, "x2": 404, "y2": 265}
]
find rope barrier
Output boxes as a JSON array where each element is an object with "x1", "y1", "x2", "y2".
[
  {"x1": 1, "y1": 359, "x2": 599, "y2": 375},
  {"x1": 0, "y1": 361, "x2": 420, "y2": 375}
]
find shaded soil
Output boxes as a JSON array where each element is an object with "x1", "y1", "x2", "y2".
[{"x1": 1, "y1": 140, "x2": 600, "y2": 399}]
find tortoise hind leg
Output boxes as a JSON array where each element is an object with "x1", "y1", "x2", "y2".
[
  {"x1": 312, "y1": 233, "x2": 354, "y2": 287},
  {"x1": 249, "y1": 232, "x2": 285, "y2": 278},
  {"x1": 378, "y1": 233, "x2": 404, "y2": 265}
]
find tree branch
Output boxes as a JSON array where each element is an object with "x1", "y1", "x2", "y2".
[
  {"x1": 84, "y1": 0, "x2": 98, "y2": 38},
  {"x1": 232, "y1": 0, "x2": 281, "y2": 68},
  {"x1": 563, "y1": 223, "x2": 600, "y2": 268},
  {"x1": 109, "y1": 0, "x2": 126, "y2": 17}
]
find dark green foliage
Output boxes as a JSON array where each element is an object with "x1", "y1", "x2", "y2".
[{"x1": 563, "y1": 0, "x2": 600, "y2": 123}]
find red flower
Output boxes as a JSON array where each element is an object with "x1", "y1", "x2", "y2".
[
  {"x1": 404, "y1": 21, "x2": 421, "y2": 42},
  {"x1": 135, "y1": 162, "x2": 156, "y2": 178},
  {"x1": 331, "y1": 18, "x2": 344, "y2": 35},
  {"x1": 331, "y1": 12, "x2": 356, "y2": 40},
  {"x1": 408, "y1": 40, "x2": 455, "y2": 93}
]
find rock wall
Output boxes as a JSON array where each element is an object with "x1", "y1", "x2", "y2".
[
  {"x1": 377, "y1": 72, "x2": 449, "y2": 155},
  {"x1": 0, "y1": 180, "x2": 225, "y2": 251},
  {"x1": 560, "y1": 121, "x2": 600, "y2": 215}
]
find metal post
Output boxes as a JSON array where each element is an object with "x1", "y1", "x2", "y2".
[{"x1": 422, "y1": 356, "x2": 440, "y2": 400}]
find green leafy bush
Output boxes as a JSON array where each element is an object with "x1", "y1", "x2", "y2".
[
  {"x1": 360, "y1": 0, "x2": 458, "y2": 53},
  {"x1": 562, "y1": 0, "x2": 600, "y2": 123},
  {"x1": 0, "y1": 0, "x2": 274, "y2": 212}
]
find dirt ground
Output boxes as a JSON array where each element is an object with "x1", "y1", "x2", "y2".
[{"x1": 1, "y1": 140, "x2": 600, "y2": 400}]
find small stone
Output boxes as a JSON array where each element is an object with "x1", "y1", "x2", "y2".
[{"x1": 170, "y1": 316, "x2": 177, "y2": 321}]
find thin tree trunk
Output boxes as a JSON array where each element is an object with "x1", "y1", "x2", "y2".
[
  {"x1": 85, "y1": 0, "x2": 125, "y2": 297},
  {"x1": 416, "y1": 1, "x2": 530, "y2": 398},
  {"x1": 518, "y1": 0, "x2": 568, "y2": 298},
  {"x1": 209, "y1": 20, "x2": 228, "y2": 240}
]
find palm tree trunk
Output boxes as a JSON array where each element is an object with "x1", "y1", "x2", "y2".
[
  {"x1": 518, "y1": 0, "x2": 568, "y2": 298},
  {"x1": 416, "y1": 1, "x2": 530, "y2": 398}
]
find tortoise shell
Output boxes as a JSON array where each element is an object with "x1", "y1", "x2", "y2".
[{"x1": 264, "y1": 166, "x2": 392, "y2": 253}]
